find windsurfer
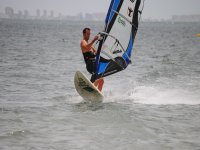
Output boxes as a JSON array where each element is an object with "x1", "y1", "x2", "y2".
[{"x1": 80, "y1": 28, "x2": 104, "y2": 91}]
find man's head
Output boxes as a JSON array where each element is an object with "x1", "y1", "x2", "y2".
[{"x1": 83, "y1": 28, "x2": 91, "y2": 41}]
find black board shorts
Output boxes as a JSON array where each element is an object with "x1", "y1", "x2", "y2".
[
  {"x1": 86, "y1": 59, "x2": 96, "y2": 75},
  {"x1": 85, "y1": 59, "x2": 96, "y2": 83}
]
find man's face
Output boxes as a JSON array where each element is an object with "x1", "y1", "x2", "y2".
[{"x1": 84, "y1": 30, "x2": 90, "y2": 40}]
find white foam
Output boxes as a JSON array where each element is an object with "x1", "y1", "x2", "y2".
[{"x1": 125, "y1": 86, "x2": 200, "y2": 105}]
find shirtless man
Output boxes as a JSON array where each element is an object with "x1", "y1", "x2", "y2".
[{"x1": 80, "y1": 28, "x2": 104, "y2": 91}]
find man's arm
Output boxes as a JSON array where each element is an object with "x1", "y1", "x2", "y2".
[
  {"x1": 81, "y1": 36, "x2": 99, "y2": 52},
  {"x1": 91, "y1": 46, "x2": 97, "y2": 54}
]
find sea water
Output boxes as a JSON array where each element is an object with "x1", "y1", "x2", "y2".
[{"x1": 0, "y1": 19, "x2": 200, "y2": 150}]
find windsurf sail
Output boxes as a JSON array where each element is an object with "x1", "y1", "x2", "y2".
[{"x1": 94, "y1": 0, "x2": 144, "y2": 80}]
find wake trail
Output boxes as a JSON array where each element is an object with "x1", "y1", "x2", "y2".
[{"x1": 103, "y1": 86, "x2": 200, "y2": 105}]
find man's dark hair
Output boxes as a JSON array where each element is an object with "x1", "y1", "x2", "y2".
[{"x1": 83, "y1": 28, "x2": 90, "y2": 35}]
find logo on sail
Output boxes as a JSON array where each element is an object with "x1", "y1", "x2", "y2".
[
  {"x1": 127, "y1": 7, "x2": 133, "y2": 17},
  {"x1": 118, "y1": 16, "x2": 126, "y2": 27}
]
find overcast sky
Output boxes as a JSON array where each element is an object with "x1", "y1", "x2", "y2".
[{"x1": 0, "y1": 0, "x2": 200, "y2": 19}]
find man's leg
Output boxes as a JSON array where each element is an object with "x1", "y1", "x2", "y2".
[
  {"x1": 90, "y1": 74, "x2": 96, "y2": 83},
  {"x1": 89, "y1": 61, "x2": 104, "y2": 91},
  {"x1": 97, "y1": 78, "x2": 104, "y2": 91},
  {"x1": 93, "y1": 78, "x2": 104, "y2": 91}
]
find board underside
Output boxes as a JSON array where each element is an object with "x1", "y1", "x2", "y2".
[{"x1": 74, "y1": 71, "x2": 104, "y2": 102}]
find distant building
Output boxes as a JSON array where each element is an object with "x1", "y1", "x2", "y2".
[
  {"x1": 65, "y1": 15, "x2": 75, "y2": 20},
  {"x1": 77, "y1": 13, "x2": 84, "y2": 20},
  {"x1": 1, "y1": 7, "x2": 106, "y2": 21},
  {"x1": 5, "y1": 7, "x2": 14, "y2": 18},
  {"x1": 17, "y1": 10, "x2": 23, "y2": 19},
  {"x1": 24, "y1": 10, "x2": 29, "y2": 19},
  {"x1": 36, "y1": 9, "x2": 41, "y2": 18},
  {"x1": 50, "y1": 10, "x2": 54, "y2": 18},
  {"x1": 92, "y1": 12, "x2": 105, "y2": 21},
  {"x1": 85, "y1": 13, "x2": 94, "y2": 21},
  {"x1": 43, "y1": 10, "x2": 47, "y2": 18}
]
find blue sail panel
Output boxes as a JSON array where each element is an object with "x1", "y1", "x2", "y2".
[
  {"x1": 105, "y1": 0, "x2": 122, "y2": 25},
  {"x1": 105, "y1": 0, "x2": 114, "y2": 24},
  {"x1": 122, "y1": 34, "x2": 133, "y2": 64},
  {"x1": 98, "y1": 62, "x2": 109, "y2": 74}
]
